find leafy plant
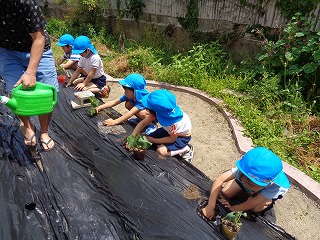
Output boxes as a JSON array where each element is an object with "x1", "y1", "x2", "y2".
[
  {"x1": 55, "y1": 0, "x2": 110, "y2": 37},
  {"x1": 126, "y1": 0, "x2": 146, "y2": 21},
  {"x1": 127, "y1": 133, "x2": 152, "y2": 150},
  {"x1": 275, "y1": 0, "x2": 318, "y2": 20},
  {"x1": 87, "y1": 96, "x2": 99, "y2": 117},
  {"x1": 250, "y1": 13, "x2": 320, "y2": 112},
  {"x1": 178, "y1": 0, "x2": 199, "y2": 34},
  {"x1": 222, "y1": 211, "x2": 247, "y2": 239},
  {"x1": 156, "y1": 42, "x2": 229, "y2": 88},
  {"x1": 46, "y1": 18, "x2": 69, "y2": 37},
  {"x1": 225, "y1": 211, "x2": 247, "y2": 226}
]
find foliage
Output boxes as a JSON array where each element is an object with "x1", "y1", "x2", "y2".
[
  {"x1": 138, "y1": 25, "x2": 178, "y2": 64},
  {"x1": 46, "y1": 18, "x2": 69, "y2": 37},
  {"x1": 225, "y1": 211, "x2": 247, "y2": 225},
  {"x1": 55, "y1": 0, "x2": 110, "y2": 37},
  {"x1": 248, "y1": 13, "x2": 320, "y2": 112},
  {"x1": 178, "y1": 0, "x2": 199, "y2": 34},
  {"x1": 126, "y1": 0, "x2": 146, "y2": 21},
  {"x1": 239, "y1": 0, "x2": 318, "y2": 20},
  {"x1": 155, "y1": 42, "x2": 230, "y2": 88},
  {"x1": 239, "y1": 0, "x2": 265, "y2": 16},
  {"x1": 275, "y1": 0, "x2": 318, "y2": 20},
  {"x1": 127, "y1": 134, "x2": 152, "y2": 150},
  {"x1": 87, "y1": 96, "x2": 99, "y2": 116}
]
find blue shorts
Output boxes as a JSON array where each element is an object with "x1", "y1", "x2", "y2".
[
  {"x1": 0, "y1": 48, "x2": 58, "y2": 93},
  {"x1": 148, "y1": 127, "x2": 191, "y2": 151},
  {"x1": 88, "y1": 75, "x2": 106, "y2": 90}
]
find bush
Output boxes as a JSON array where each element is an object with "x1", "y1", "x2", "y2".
[
  {"x1": 251, "y1": 13, "x2": 320, "y2": 112},
  {"x1": 46, "y1": 18, "x2": 70, "y2": 38}
]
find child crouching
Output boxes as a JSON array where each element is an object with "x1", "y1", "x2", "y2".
[
  {"x1": 129, "y1": 89, "x2": 194, "y2": 163},
  {"x1": 201, "y1": 147, "x2": 290, "y2": 223}
]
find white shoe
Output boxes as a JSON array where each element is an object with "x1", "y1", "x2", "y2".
[{"x1": 181, "y1": 144, "x2": 194, "y2": 163}]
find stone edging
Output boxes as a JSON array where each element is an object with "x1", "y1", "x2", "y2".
[{"x1": 109, "y1": 78, "x2": 320, "y2": 205}]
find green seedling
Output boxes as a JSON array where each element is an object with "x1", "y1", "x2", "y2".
[
  {"x1": 87, "y1": 96, "x2": 99, "y2": 117},
  {"x1": 225, "y1": 211, "x2": 247, "y2": 226},
  {"x1": 127, "y1": 133, "x2": 152, "y2": 150},
  {"x1": 89, "y1": 96, "x2": 99, "y2": 107}
]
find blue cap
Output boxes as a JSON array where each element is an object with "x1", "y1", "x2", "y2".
[
  {"x1": 72, "y1": 36, "x2": 98, "y2": 54},
  {"x1": 57, "y1": 34, "x2": 75, "y2": 46},
  {"x1": 118, "y1": 73, "x2": 146, "y2": 90},
  {"x1": 135, "y1": 89, "x2": 149, "y2": 104},
  {"x1": 142, "y1": 89, "x2": 183, "y2": 126},
  {"x1": 236, "y1": 147, "x2": 290, "y2": 188}
]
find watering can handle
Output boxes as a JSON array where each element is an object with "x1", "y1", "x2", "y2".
[
  {"x1": 51, "y1": 85, "x2": 58, "y2": 106},
  {"x1": 15, "y1": 83, "x2": 35, "y2": 91}
]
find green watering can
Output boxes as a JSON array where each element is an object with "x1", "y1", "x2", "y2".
[{"x1": 0, "y1": 82, "x2": 57, "y2": 116}]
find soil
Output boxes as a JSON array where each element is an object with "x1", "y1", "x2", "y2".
[{"x1": 105, "y1": 82, "x2": 320, "y2": 240}]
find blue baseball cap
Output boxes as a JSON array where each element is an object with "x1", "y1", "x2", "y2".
[
  {"x1": 72, "y1": 36, "x2": 98, "y2": 54},
  {"x1": 236, "y1": 147, "x2": 290, "y2": 188},
  {"x1": 57, "y1": 34, "x2": 75, "y2": 46},
  {"x1": 142, "y1": 89, "x2": 183, "y2": 126},
  {"x1": 119, "y1": 73, "x2": 146, "y2": 90}
]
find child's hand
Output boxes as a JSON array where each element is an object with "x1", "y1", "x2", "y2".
[
  {"x1": 65, "y1": 82, "x2": 71, "y2": 88},
  {"x1": 219, "y1": 198, "x2": 235, "y2": 212},
  {"x1": 124, "y1": 141, "x2": 131, "y2": 151},
  {"x1": 103, "y1": 119, "x2": 117, "y2": 126},
  {"x1": 95, "y1": 107, "x2": 100, "y2": 114},
  {"x1": 74, "y1": 82, "x2": 85, "y2": 91},
  {"x1": 146, "y1": 136, "x2": 154, "y2": 142},
  {"x1": 201, "y1": 206, "x2": 215, "y2": 221}
]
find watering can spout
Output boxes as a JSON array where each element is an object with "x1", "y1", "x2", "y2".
[{"x1": 0, "y1": 96, "x2": 17, "y2": 111}]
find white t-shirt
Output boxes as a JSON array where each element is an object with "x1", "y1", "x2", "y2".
[
  {"x1": 78, "y1": 52, "x2": 104, "y2": 79},
  {"x1": 163, "y1": 112, "x2": 192, "y2": 137}
]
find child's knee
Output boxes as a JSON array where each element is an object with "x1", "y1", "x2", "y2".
[
  {"x1": 156, "y1": 145, "x2": 170, "y2": 157},
  {"x1": 125, "y1": 101, "x2": 134, "y2": 110},
  {"x1": 137, "y1": 109, "x2": 149, "y2": 119},
  {"x1": 221, "y1": 187, "x2": 232, "y2": 198},
  {"x1": 221, "y1": 180, "x2": 241, "y2": 198}
]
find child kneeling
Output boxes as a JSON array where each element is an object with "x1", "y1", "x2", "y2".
[
  {"x1": 95, "y1": 73, "x2": 150, "y2": 126},
  {"x1": 201, "y1": 147, "x2": 290, "y2": 223},
  {"x1": 66, "y1": 36, "x2": 110, "y2": 98}
]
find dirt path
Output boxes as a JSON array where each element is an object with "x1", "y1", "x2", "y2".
[{"x1": 105, "y1": 81, "x2": 320, "y2": 240}]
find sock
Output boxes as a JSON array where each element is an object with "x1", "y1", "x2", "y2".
[{"x1": 170, "y1": 145, "x2": 190, "y2": 157}]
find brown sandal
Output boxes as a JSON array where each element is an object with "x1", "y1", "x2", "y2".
[
  {"x1": 40, "y1": 130, "x2": 55, "y2": 152},
  {"x1": 23, "y1": 126, "x2": 37, "y2": 147},
  {"x1": 40, "y1": 138, "x2": 54, "y2": 152}
]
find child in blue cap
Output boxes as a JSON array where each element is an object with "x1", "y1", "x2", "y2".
[
  {"x1": 66, "y1": 36, "x2": 110, "y2": 98},
  {"x1": 56, "y1": 34, "x2": 80, "y2": 72},
  {"x1": 95, "y1": 73, "x2": 153, "y2": 127},
  {"x1": 129, "y1": 89, "x2": 194, "y2": 163},
  {"x1": 200, "y1": 147, "x2": 290, "y2": 223}
]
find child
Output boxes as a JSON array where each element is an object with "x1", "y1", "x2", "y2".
[
  {"x1": 200, "y1": 147, "x2": 290, "y2": 223},
  {"x1": 56, "y1": 34, "x2": 80, "y2": 72},
  {"x1": 129, "y1": 89, "x2": 194, "y2": 163},
  {"x1": 95, "y1": 73, "x2": 153, "y2": 129},
  {"x1": 65, "y1": 35, "x2": 110, "y2": 98}
]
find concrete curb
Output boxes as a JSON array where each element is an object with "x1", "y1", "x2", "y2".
[{"x1": 109, "y1": 78, "x2": 320, "y2": 205}]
